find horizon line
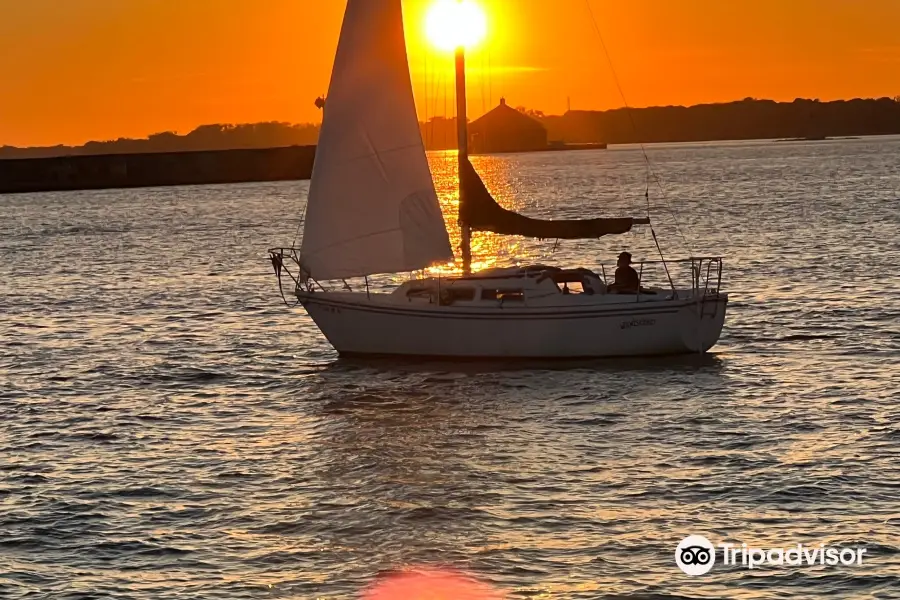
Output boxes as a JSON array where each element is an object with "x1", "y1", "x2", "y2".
[{"x1": 3, "y1": 95, "x2": 899, "y2": 150}]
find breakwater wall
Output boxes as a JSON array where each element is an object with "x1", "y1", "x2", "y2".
[{"x1": 0, "y1": 145, "x2": 316, "y2": 194}]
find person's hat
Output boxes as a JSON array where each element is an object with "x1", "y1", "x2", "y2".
[{"x1": 618, "y1": 251, "x2": 632, "y2": 263}]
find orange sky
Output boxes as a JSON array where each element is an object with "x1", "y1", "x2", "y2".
[{"x1": 2, "y1": 0, "x2": 898, "y2": 147}]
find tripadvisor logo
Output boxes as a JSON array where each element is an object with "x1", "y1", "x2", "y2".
[
  {"x1": 674, "y1": 535, "x2": 867, "y2": 575},
  {"x1": 675, "y1": 535, "x2": 716, "y2": 575}
]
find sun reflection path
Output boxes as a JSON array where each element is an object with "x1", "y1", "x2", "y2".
[
  {"x1": 361, "y1": 567, "x2": 506, "y2": 600},
  {"x1": 424, "y1": 152, "x2": 535, "y2": 277}
]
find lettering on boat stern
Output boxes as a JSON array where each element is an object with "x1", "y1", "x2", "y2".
[{"x1": 621, "y1": 318, "x2": 656, "y2": 330}]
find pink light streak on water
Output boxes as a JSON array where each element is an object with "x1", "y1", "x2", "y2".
[{"x1": 361, "y1": 567, "x2": 506, "y2": 600}]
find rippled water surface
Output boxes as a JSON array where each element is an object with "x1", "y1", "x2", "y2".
[{"x1": 2, "y1": 138, "x2": 900, "y2": 599}]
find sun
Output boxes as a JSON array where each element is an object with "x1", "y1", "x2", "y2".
[{"x1": 425, "y1": 0, "x2": 487, "y2": 51}]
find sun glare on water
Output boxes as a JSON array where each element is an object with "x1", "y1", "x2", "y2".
[
  {"x1": 362, "y1": 568, "x2": 505, "y2": 599},
  {"x1": 425, "y1": 0, "x2": 488, "y2": 51}
]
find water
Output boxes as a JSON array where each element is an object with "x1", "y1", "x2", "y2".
[{"x1": 2, "y1": 137, "x2": 899, "y2": 599}]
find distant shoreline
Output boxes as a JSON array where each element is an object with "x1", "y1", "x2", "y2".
[
  {"x1": 471, "y1": 142, "x2": 609, "y2": 156},
  {"x1": 4, "y1": 97, "x2": 899, "y2": 160}
]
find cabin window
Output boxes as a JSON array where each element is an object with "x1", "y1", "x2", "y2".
[
  {"x1": 406, "y1": 287, "x2": 433, "y2": 299},
  {"x1": 446, "y1": 287, "x2": 476, "y2": 302},
  {"x1": 559, "y1": 281, "x2": 586, "y2": 294},
  {"x1": 481, "y1": 288, "x2": 525, "y2": 301}
]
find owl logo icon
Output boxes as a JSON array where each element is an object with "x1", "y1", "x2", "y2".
[{"x1": 675, "y1": 535, "x2": 716, "y2": 575}]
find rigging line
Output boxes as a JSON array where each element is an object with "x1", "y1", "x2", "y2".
[
  {"x1": 583, "y1": 0, "x2": 694, "y2": 255},
  {"x1": 272, "y1": 253, "x2": 302, "y2": 307},
  {"x1": 430, "y1": 54, "x2": 442, "y2": 138},
  {"x1": 645, "y1": 178, "x2": 673, "y2": 291},
  {"x1": 652, "y1": 227, "x2": 677, "y2": 293},
  {"x1": 488, "y1": 44, "x2": 492, "y2": 108},
  {"x1": 444, "y1": 66, "x2": 449, "y2": 143},
  {"x1": 645, "y1": 182, "x2": 651, "y2": 220},
  {"x1": 480, "y1": 50, "x2": 487, "y2": 115},
  {"x1": 431, "y1": 54, "x2": 447, "y2": 115},
  {"x1": 291, "y1": 216, "x2": 304, "y2": 250},
  {"x1": 430, "y1": 55, "x2": 440, "y2": 148},
  {"x1": 442, "y1": 68, "x2": 448, "y2": 148}
]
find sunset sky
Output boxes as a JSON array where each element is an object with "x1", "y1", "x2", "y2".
[{"x1": 2, "y1": 0, "x2": 899, "y2": 147}]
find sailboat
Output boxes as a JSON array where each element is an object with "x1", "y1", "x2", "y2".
[{"x1": 268, "y1": 0, "x2": 727, "y2": 359}]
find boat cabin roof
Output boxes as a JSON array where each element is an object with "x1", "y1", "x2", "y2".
[
  {"x1": 393, "y1": 265, "x2": 606, "y2": 300},
  {"x1": 453, "y1": 264, "x2": 600, "y2": 282}
]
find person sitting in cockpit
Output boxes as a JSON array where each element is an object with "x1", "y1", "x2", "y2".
[{"x1": 608, "y1": 251, "x2": 640, "y2": 294}]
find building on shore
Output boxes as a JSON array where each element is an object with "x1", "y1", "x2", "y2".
[{"x1": 468, "y1": 98, "x2": 548, "y2": 154}]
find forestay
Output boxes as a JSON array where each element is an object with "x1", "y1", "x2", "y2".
[{"x1": 299, "y1": 0, "x2": 454, "y2": 281}]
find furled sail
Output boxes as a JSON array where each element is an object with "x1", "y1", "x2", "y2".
[
  {"x1": 299, "y1": 0, "x2": 454, "y2": 281},
  {"x1": 459, "y1": 157, "x2": 644, "y2": 239}
]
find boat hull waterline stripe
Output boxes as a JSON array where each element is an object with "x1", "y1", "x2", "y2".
[{"x1": 297, "y1": 293, "x2": 726, "y2": 321}]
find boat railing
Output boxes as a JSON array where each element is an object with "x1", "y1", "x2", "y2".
[
  {"x1": 268, "y1": 246, "x2": 724, "y2": 307},
  {"x1": 616, "y1": 256, "x2": 724, "y2": 301},
  {"x1": 267, "y1": 247, "x2": 314, "y2": 305},
  {"x1": 268, "y1": 246, "x2": 376, "y2": 301}
]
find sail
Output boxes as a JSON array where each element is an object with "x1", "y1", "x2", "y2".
[
  {"x1": 459, "y1": 157, "x2": 642, "y2": 239},
  {"x1": 299, "y1": 0, "x2": 454, "y2": 281}
]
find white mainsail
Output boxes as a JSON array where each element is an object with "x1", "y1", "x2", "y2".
[{"x1": 299, "y1": 0, "x2": 454, "y2": 281}]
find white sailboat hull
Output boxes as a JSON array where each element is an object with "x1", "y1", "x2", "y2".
[{"x1": 297, "y1": 291, "x2": 727, "y2": 359}]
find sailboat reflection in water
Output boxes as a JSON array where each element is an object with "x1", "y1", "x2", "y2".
[{"x1": 268, "y1": 0, "x2": 727, "y2": 359}]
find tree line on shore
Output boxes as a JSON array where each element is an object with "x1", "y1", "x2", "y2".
[{"x1": 3, "y1": 97, "x2": 899, "y2": 159}]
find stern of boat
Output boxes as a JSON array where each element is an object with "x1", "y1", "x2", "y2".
[{"x1": 677, "y1": 292, "x2": 728, "y2": 353}]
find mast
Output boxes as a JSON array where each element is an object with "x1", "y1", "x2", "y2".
[
  {"x1": 455, "y1": 46, "x2": 472, "y2": 275},
  {"x1": 450, "y1": 2, "x2": 646, "y2": 271}
]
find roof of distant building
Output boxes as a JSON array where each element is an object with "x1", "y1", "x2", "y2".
[{"x1": 470, "y1": 98, "x2": 546, "y2": 132}]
